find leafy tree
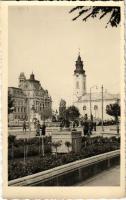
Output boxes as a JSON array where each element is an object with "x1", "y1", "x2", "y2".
[
  {"x1": 106, "y1": 102, "x2": 120, "y2": 120},
  {"x1": 106, "y1": 101, "x2": 120, "y2": 133},
  {"x1": 65, "y1": 105, "x2": 80, "y2": 122},
  {"x1": 8, "y1": 93, "x2": 15, "y2": 114},
  {"x1": 69, "y1": 6, "x2": 121, "y2": 27},
  {"x1": 65, "y1": 141, "x2": 72, "y2": 153},
  {"x1": 59, "y1": 99, "x2": 66, "y2": 120},
  {"x1": 42, "y1": 108, "x2": 52, "y2": 121}
]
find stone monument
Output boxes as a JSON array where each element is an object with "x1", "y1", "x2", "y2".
[
  {"x1": 51, "y1": 129, "x2": 82, "y2": 153},
  {"x1": 30, "y1": 105, "x2": 41, "y2": 131}
]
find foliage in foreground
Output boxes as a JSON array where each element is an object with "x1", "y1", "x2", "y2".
[
  {"x1": 69, "y1": 6, "x2": 121, "y2": 27},
  {"x1": 8, "y1": 136, "x2": 120, "y2": 180}
]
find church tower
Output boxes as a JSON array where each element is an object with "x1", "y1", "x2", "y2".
[{"x1": 73, "y1": 53, "x2": 86, "y2": 101}]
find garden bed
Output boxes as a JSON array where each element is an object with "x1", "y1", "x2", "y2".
[{"x1": 8, "y1": 136, "x2": 120, "y2": 180}]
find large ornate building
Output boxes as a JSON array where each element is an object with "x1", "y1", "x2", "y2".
[
  {"x1": 73, "y1": 53, "x2": 120, "y2": 120},
  {"x1": 8, "y1": 72, "x2": 52, "y2": 126}
]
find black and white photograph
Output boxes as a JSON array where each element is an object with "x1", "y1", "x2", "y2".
[{"x1": 2, "y1": 1, "x2": 125, "y2": 198}]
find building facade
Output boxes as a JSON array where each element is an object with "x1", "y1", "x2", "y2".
[
  {"x1": 8, "y1": 72, "x2": 52, "y2": 126},
  {"x1": 73, "y1": 54, "x2": 120, "y2": 121}
]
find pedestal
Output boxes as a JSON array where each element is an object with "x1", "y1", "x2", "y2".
[{"x1": 51, "y1": 129, "x2": 82, "y2": 153}]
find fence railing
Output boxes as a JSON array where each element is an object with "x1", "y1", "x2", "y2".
[{"x1": 8, "y1": 150, "x2": 120, "y2": 186}]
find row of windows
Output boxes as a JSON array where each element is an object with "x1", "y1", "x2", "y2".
[
  {"x1": 15, "y1": 100, "x2": 26, "y2": 106},
  {"x1": 35, "y1": 102, "x2": 50, "y2": 108},
  {"x1": 14, "y1": 90, "x2": 22, "y2": 95},
  {"x1": 15, "y1": 104, "x2": 51, "y2": 113},
  {"x1": 15, "y1": 107, "x2": 26, "y2": 113},
  {"x1": 35, "y1": 101, "x2": 50, "y2": 105},
  {"x1": 15, "y1": 115, "x2": 27, "y2": 120},
  {"x1": 25, "y1": 91, "x2": 48, "y2": 97},
  {"x1": 14, "y1": 99, "x2": 51, "y2": 107},
  {"x1": 83, "y1": 105, "x2": 98, "y2": 110},
  {"x1": 36, "y1": 104, "x2": 51, "y2": 112}
]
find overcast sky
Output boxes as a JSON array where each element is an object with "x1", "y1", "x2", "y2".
[{"x1": 8, "y1": 6, "x2": 121, "y2": 110}]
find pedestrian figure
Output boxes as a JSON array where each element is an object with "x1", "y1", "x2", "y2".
[
  {"x1": 83, "y1": 121, "x2": 89, "y2": 136},
  {"x1": 23, "y1": 120, "x2": 26, "y2": 132},
  {"x1": 36, "y1": 121, "x2": 40, "y2": 136},
  {"x1": 93, "y1": 121, "x2": 96, "y2": 131},
  {"x1": 42, "y1": 123, "x2": 46, "y2": 136},
  {"x1": 73, "y1": 121, "x2": 76, "y2": 128},
  {"x1": 60, "y1": 122, "x2": 63, "y2": 131},
  {"x1": 88, "y1": 121, "x2": 92, "y2": 136}
]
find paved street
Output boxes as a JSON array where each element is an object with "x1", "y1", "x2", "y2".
[
  {"x1": 8, "y1": 125, "x2": 119, "y2": 139},
  {"x1": 75, "y1": 165, "x2": 120, "y2": 186}
]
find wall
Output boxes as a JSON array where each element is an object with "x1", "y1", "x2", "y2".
[
  {"x1": 8, "y1": 150, "x2": 120, "y2": 186},
  {"x1": 74, "y1": 99, "x2": 117, "y2": 120}
]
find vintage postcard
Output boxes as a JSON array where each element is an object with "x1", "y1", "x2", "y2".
[{"x1": 1, "y1": 1, "x2": 125, "y2": 198}]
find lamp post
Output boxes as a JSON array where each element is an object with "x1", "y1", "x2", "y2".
[
  {"x1": 116, "y1": 98, "x2": 120, "y2": 134},
  {"x1": 83, "y1": 105, "x2": 86, "y2": 118},
  {"x1": 23, "y1": 98, "x2": 28, "y2": 168},
  {"x1": 24, "y1": 98, "x2": 32, "y2": 166},
  {"x1": 40, "y1": 127, "x2": 44, "y2": 157},
  {"x1": 94, "y1": 105, "x2": 98, "y2": 119},
  {"x1": 90, "y1": 85, "x2": 98, "y2": 120},
  {"x1": 101, "y1": 85, "x2": 104, "y2": 132},
  {"x1": 43, "y1": 103, "x2": 45, "y2": 122},
  {"x1": 55, "y1": 109, "x2": 58, "y2": 121}
]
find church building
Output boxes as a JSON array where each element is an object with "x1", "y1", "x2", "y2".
[
  {"x1": 8, "y1": 72, "x2": 52, "y2": 126},
  {"x1": 73, "y1": 53, "x2": 120, "y2": 121}
]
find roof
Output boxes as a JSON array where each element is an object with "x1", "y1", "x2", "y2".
[
  {"x1": 75, "y1": 92, "x2": 120, "y2": 102},
  {"x1": 8, "y1": 87, "x2": 26, "y2": 97},
  {"x1": 8, "y1": 87, "x2": 22, "y2": 90},
  {"x1": 22, "y1": 79, "x2": 44, "y2": 91}
]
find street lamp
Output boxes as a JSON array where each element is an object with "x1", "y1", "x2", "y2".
[
  {"x1": 101, "y1": 85, "x2": 104, "y2": 132},
  {"x1": 90, "y1": 85, "x2": 98, "y2": 120},
  {"x1": 43, "y1": 103, "x2": 45, "y2": 122},
  {"x1": 83, "y1": 105, "x2": 86, "y2": 118},
  {"x1": 40, "y1": 126, "x2": 44, "y2": 157},
  {"x1": 25, "y1": 97, "x2": 31, "y2": 135},
  {"x1": 55, "y1": 110, "x2": 58, "y2": 121}
]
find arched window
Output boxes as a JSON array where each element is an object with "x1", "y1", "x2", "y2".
[
  {"x1": 76, "y1": 81, "x2": 79, "y2": 89},
  {"x1": 83, "y1": 105, "x2": 86, "y2": 110},
  {"x1": 21, "y1": 107, "x2": 23, "y2": 112}
]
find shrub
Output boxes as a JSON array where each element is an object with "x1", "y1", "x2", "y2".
[{"x1": 8, "y1": 136, "x2": 120, "y2": 180}]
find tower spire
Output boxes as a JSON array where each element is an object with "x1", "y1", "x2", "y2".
[
  {"x1": 73, "y1": 52, "x2": 86, "y2": 99},
  {"x1": 30, "y1": 71, "x2": 35, "y2": 80},
  {"x1": 74, "y1": 51, "x2": 85, "y2": 75}
]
